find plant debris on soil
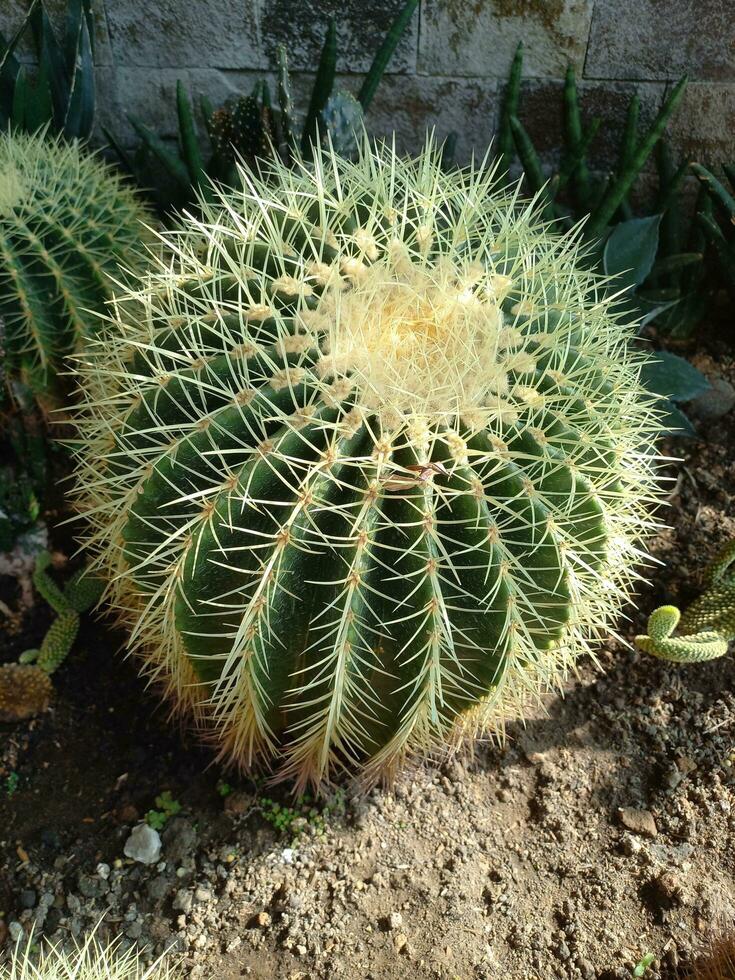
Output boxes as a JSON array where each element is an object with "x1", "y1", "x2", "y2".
[{"x1": 1, "y1": 342, "x2": 734, "y2": 980}]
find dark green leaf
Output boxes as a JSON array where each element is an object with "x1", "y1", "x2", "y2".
[
  {"x1": 30, "y1": 0, "x2": 70, "y2": 130},
  {"x1": 176, "y1": 80, "x2": 206, "y2": 187},
  {"x1": 640, "y1": 350, "x2": 710, "y2": 403},
  {"x1": 301, "y1": 17, "x2": 336, "y2": 158},
  {"x1": 603, "y1": 214, "x2": 662, "y2": 293},
  {"x1": 128, "y1": 114, "x2": 191, "y2": 190},
  {"x1": 656, "y1": 399, "x2": 697, "y2": 437},
  {"x1": 358, "y1": 0, "x2": 418, "y2": 110},
  {"x1": 63, "y1": 12, "x2": 94, "y2": 138}
]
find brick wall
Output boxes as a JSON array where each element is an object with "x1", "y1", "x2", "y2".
[{"x1": 3, "y1": 0, "x2": 733, "y2": 168}]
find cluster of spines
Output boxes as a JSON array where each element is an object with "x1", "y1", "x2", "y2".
[
  {"x1": 0, "y1": 130, "x2": 149, "y2": 399},
  {"x1": 71, "y1": 139, "x2": 663, "y2": 789}
]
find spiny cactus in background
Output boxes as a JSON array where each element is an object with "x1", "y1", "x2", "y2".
[
  {"x1": 0, "y1": 553, "x2": 103, "y2": 722},
  {"x1": 636, "y1": 539, "x2": 735, "y2": 663},
  {"x1": 0, "y1": 131, "x2": 150, "y2": 404},
  {"x1": 0, "y1": 663, "x2": 52, "y2": 723},
  {"x1": 0, "y1": 924, "x2": 181, "y2": 979},
  {"x1": 71, "y1": 137, "x2": 663, "y2": 790}
]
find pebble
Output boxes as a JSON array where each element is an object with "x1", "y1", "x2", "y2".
[
  {"x1": 162, "y1": 818, "x2": 198, "y2": 864},
  {"x1": 8, "y1": 921, "x2": 23, "y2": 942},
  {"x1": 19, "y1": 889, "x2": 36, "y2": 909},
  {"x1": 688, "y1": 378, "x2": 735, "y2": 420},
  {"x1": 618, "y1": 807, "x2": 658, "y2": 838},
  {"x1": 124, "y1": 823, "x2": 162, "y2": 865},
  {"x1": 281, "y1": 848, "x2": 295, "y2": 864},
  {"x1": 96, "y1": 862, "x2": 111, "y2": 879},
  {"x1": 387, "y1": 911, "x2": 403, "y2": 930}
]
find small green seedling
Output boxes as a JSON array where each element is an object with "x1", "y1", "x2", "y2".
[
  {"x1": 632, "y1": 952, "x2": 655, "y2": 977},
  {"x1": 145, "y1": 791, "x2": 182, "y2": 830}
]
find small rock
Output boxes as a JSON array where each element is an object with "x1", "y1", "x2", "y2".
[
  {"x1": 387, "y1": 912, "x2": 403, "y2": 930},
  {"x1": 19, "y1": 890, "x2": 36, "y2": 910},
  {"x1": 124, "y1": 920, "x2": 143, "y2": 940},
  {"x1": 8, "y1": 921, "x2": 23, "y2": 943},
  {"x1": 116, "y1": 804, "x2": 140, "y2": 824},
  {"x1": 281, "y1": 848, "x2": 295, "y2": 864},
  {"x1": 172, "y1": 889, "x2": 193, "y2": 913},
  {"x1": 162, "y1": 818, "x2": 197, "y2": 864},
  {"x1": 194, "y1": 887, "x2": 212, "y2": 903},
  {"x1": 394, "y1": 933, "x2": 409, "y2": 953},
  {"x1": 147, "y1": 876, "x2": 173, "y2": 903},
  {"x1": 251, "y1": 911, "x2": 271, "y2": 929},
  {"x1": 688, "y1": 378, "x2": 735, "y2": 420},
  {"x1": 96, "y1": 862, "x2": 111, "y2": 880},
  {"x1": 618, "y1": 807, "x2": 658, "y2": 838},
  {"x1": 124, "y1": 823, "x2": 162, "y2": 865},
  {"x1": 223, "y1": 791, "x2": 253, "y2": 815}
]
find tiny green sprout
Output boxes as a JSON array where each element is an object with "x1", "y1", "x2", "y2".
[
  {"x1": 145, "y1": 790, "x2": 182, "y2": 830},
  {"x1": 5, "y1": 771, "x2": 19, "y2": 797},
  {"x1": 216, "y1": 780, "x2": 233, "y2": 797},
  {"x1": 632, "y1": 952, "x2": 656, "y2": 976}
]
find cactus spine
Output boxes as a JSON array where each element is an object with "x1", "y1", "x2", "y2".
[
  {"x1": 71, "y1": 138, "x2": 663, "y2": 789},
  {"x1": 0, "y1": 131, "x2": 149, "y2": 402}
]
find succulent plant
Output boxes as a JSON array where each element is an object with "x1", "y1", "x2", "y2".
[
  {"x1": 71, "y1": 138, "x2": 662, "y2": 789},
  {"x1": 20, "y1": 550, "x2": 104, "y2": 673},
  {"x1": 0, "y1": 130, "x2": 149, "y2": 403},
  {"x1": 636, "y1": 538, "x2": 735, "y2": 663},
  {"x1": 0, "y1": 551, "x2": 103, "y2": 722},
  {"x1": 1, "y1": 0, "x2": 96, "y2": 141},
  {"x1": 321, "y1": 92, "x2": 365, "y2": 157}
]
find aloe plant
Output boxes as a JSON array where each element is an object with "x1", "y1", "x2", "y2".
[
  {"x1": 70, "y1": 137, "x2": 663, "y2": 789},
  {"x1": 116, "y1": 0, "x2": 419, "y2": 212},
  {"x1": 0, "y1": 0, "x2": 96, "y2": 140}
]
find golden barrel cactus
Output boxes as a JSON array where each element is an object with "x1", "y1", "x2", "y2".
[{"x1": 71, "y1": 139, "x2": 662, "y2": 788}]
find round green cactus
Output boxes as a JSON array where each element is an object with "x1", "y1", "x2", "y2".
[
  {"x1": 0, "y1": 130, "x2": 150, "y2": 402},
  {"x1": 71, "y1": 138, "x2": 663, "y2": 788}
]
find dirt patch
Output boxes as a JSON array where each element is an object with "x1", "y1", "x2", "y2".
[{"x1": 1, "y1": 340, "x2": 734, "y2": 979}]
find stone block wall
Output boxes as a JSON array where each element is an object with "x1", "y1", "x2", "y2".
[{"x1": 3, "y1": 0, "x2": 734, "y2": 168}]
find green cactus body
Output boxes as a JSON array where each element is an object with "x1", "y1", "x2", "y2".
[
  {"x1": 0, "y1": 131, "x2": 149, "y2": 401},
  {"x1": 72, "y1": 138, "x2": 662, "y2": 788}
]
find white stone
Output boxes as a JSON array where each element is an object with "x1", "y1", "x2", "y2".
[{"x1": 123, "y1": 824, "x2": 162, "y2": 865}]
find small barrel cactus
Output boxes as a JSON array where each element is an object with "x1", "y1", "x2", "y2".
[
  {"x1": 71, "y1": 138, "x2": 662, "y2": 788},
  {"x1": 0, "y1": 130, "x2": 149, "y2": 402}
]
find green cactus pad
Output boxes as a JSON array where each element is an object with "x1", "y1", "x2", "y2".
[
  {"x1": 0, "y1": 130, "x2": 150, "y2": 401},
  {"x1": 71, "y1": 137, "x2": 663, "y2": 788}
]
